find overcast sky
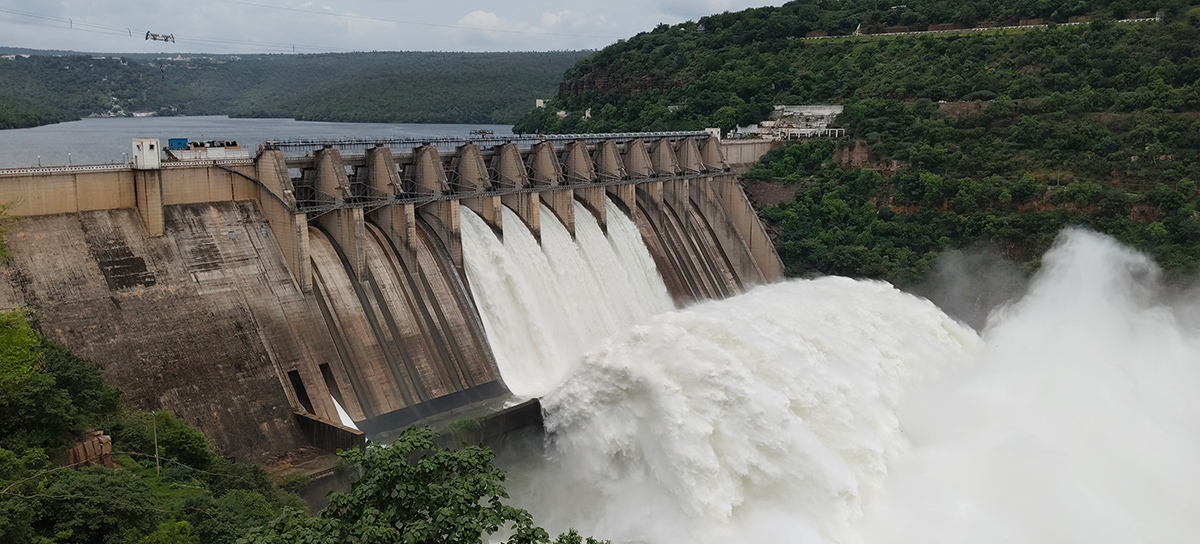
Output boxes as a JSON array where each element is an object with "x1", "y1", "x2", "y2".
[{"x1": 0, "y1": 0, "x2": 787, "y2": 54}]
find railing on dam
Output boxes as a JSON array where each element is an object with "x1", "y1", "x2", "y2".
[{"x1": 265, "y1": 131, "x2": 712, "y2": 155}]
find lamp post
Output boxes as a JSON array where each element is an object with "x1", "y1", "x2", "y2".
[
  {"x1": 67, "y1": 153, "x2": 72, "y2": 165},
  {"x1": 37, "y1": 156, "x2": 41, "y2": 167}
]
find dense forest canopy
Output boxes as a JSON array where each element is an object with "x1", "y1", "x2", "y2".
[
  {"x1": 0, "y1": 50, "x2": 587, "y2": 129},
  {"x1": 516, "y1": 1, "x2": 1195, "y2": 134},
  {"x1": 514, "y1": 0, "x2": 1200, "y2": 284}
]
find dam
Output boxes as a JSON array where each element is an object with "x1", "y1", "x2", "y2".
[{"x1": 0, "y1": 132, "x2": 781, "y2": 462}]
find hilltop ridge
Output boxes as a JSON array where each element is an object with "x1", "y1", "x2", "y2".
[{"x1": 0, "y1": 50, "x2": 588, "y2": 129}]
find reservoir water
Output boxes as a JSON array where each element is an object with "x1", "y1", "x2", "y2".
[{"x1": 0, "y1": 115, "x2": 512, "y2": 168}]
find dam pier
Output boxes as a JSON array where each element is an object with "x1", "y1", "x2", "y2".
[{"x1": 0, "y1": 132, "x2": 781, "y2": 462}]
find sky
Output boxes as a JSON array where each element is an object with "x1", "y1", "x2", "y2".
[{"x1": 0, "y1": 0, "x2": 788, "y2": 54}]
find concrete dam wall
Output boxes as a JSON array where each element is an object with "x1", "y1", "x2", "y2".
[{"x1": 0, "y1": 133, "x2": 781, "y2": 461}]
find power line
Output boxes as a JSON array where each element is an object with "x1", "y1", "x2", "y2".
[
  {"x1": 212, "y1": 0, "x2": 622, "y2": 39},
  {"x1": 0, "y1": 7, "x2": 359, "y2": 52}
]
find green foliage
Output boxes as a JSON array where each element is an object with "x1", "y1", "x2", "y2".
[
  {"x1": 0, "y1": 51, "x2": 587, "y2": 128},
  {"x1": 517, "y1": 3, "x2": 1199, "y2": 135},
  {"x1": 0, "y1": 311, "x2": 303, "y2": 544},
  {"x1": 38, "y1": 466, "x2": 160, "y2": 543},
  {"x1": 0, "y1": 96, "x2": 74, "y2": 129},
  {"x1": 746, "y1": 140, "x2": 837, "y2": 182},
  {"x1": 0, "y1": 311, "x2": 119, "y2": 452},
  {"x1": 137, "y1": 521, "x2": 198, "y2": 544},
  {"x1": 238, "y1": 427, "x2": 602, "y2": 544},
  {"x1": 106, "y1": 410, "x2": 216, "y2": 471},
  {"x1": 763, "y1": 166, "x2": 1200, "y2": 283}
]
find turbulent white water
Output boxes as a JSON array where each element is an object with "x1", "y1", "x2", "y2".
[
  {"x1": 862, "y1": 230, "x2": 1200, "y2": 543},
  {"x1": 330, "y1": 395, "x2": 360, "y2": 431},
  {"x1": 506, "y1": 229, "x2": 1200, "y2": 544},
  {"x1": 460, "y1": 198, "x2": 673, "y2": 397}
]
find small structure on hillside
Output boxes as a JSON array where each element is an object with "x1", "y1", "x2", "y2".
[
  {"x1": 66, "y1": 431, "x2": 116, "y2": 469},
  {"x1": 734, "y1": 105, "x2": 845, "y2": 140}
]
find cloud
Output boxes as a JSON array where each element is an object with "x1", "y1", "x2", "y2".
[
  {"x1": 655, "y1": 0, "x2": 788, "y2": 20},
  {"x1": 540, "y1": 10, "x2": 571, "y2": 27},
  {"x1": 451, "y1": 9, "x2": 587, "y2": 49},
  {"x1": 0, "y1": 0, "x2": 787, "y2": 53}
]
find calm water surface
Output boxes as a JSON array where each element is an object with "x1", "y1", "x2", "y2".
[{"x1": 0, "y1": 116, "x2": 513, "y2": 168}]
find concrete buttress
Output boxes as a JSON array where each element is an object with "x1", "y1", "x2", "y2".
[
  {"x1": 529, "y1": 141, "x2": 574, "y2": 237},
  {"x1": 364, "y1": 146, "x2": 417, "y2": 252},
  {"x1": 623, "y1": 139, "x2": 654, "y2": 179},
  {"x1": 649, "y1": 138, "x2": 681, "y2": 176},
  {"x1": 675, "y1": 138, "x2": 705, "y2": 174},
  {"x1": 491, "y1": 142, "x2": 539, "y2": 239},
  {"x1": 562, "y1": 140, "x2": 605, "y2": 230},
  {"x1": 314, "y1": 148, "x2": 365, "y2": 280},
  {"x1": 256, "y1": 150, "x2": 311, "y2": 292},
  {"x1": 561, "y1": 140, "x2": 596, "y2": 184},
  {"x1": 410, "y1": 145, "x2": 463, "y2": 276},
  {"x1": 593, "y1": 139, "x2": 627, "y2": 181},
  {"x1": 700, "y1": 137, "x2": 730, "y2": 171},
  {"x1": 455, "y1": 144, "x2": 502, "y2": 233}
]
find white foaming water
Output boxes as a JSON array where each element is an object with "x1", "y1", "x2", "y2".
[
  {"x1": 862, "y1": 229, "x2": 1200, "y2": 543},
  {"x1": 508, "y1": 229, "x2": 1200, "y2": 544},
  {"x1": 331, "y1": 395, "x2": 359, "y2": 431},
  {"x1": 460, "y1": 198, "x2": 673, "y2": 397}
]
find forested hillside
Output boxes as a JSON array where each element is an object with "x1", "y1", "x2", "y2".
[
  {"x1": 0, "y1": 306, "x2": 596, "y2": 544},
  {"x1": 0, "y1": 51, "x2": 586, "y2": 129},
  {"x1": 516, "y1": 0, "x2": 1200, "y2": 284},
  {"x1": 0, "y1": 310, "x2": 308, "y2": 543}
]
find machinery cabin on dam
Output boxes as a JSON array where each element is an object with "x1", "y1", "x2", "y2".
[{"x1": 0, "y1": 133, "x2": 783, "y2": 465}]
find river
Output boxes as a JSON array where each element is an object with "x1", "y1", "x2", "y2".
[{"x1": 0, "y1": 116, "x2": 513, "y2": 168}]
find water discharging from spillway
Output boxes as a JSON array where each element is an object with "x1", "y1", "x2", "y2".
[
  {"x1": 501, "y1": 229, "x2": 1200, "y2": 544},
  {"x1": 460, "y1": 198, "x2": 674, "y2": 397}
]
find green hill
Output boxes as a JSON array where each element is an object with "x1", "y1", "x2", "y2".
[
  {"x1": 0, "y1": 51, "x2": 587, "y2": 129},
  {"x1": 514, "y1": 0, "x2": 1200, "y2": 283}
]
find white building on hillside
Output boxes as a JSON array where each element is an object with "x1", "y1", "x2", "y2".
[{"x1": 735, "y1": 104, "x2": 845, "y2": 140}]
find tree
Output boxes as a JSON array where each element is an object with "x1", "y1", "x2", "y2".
[
  {"x1": 238, "y1": 427, "x2": 602, "y2": 544},
  {"x1": 0, "y1": 310, "x2": 303, "y2": 544}
]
